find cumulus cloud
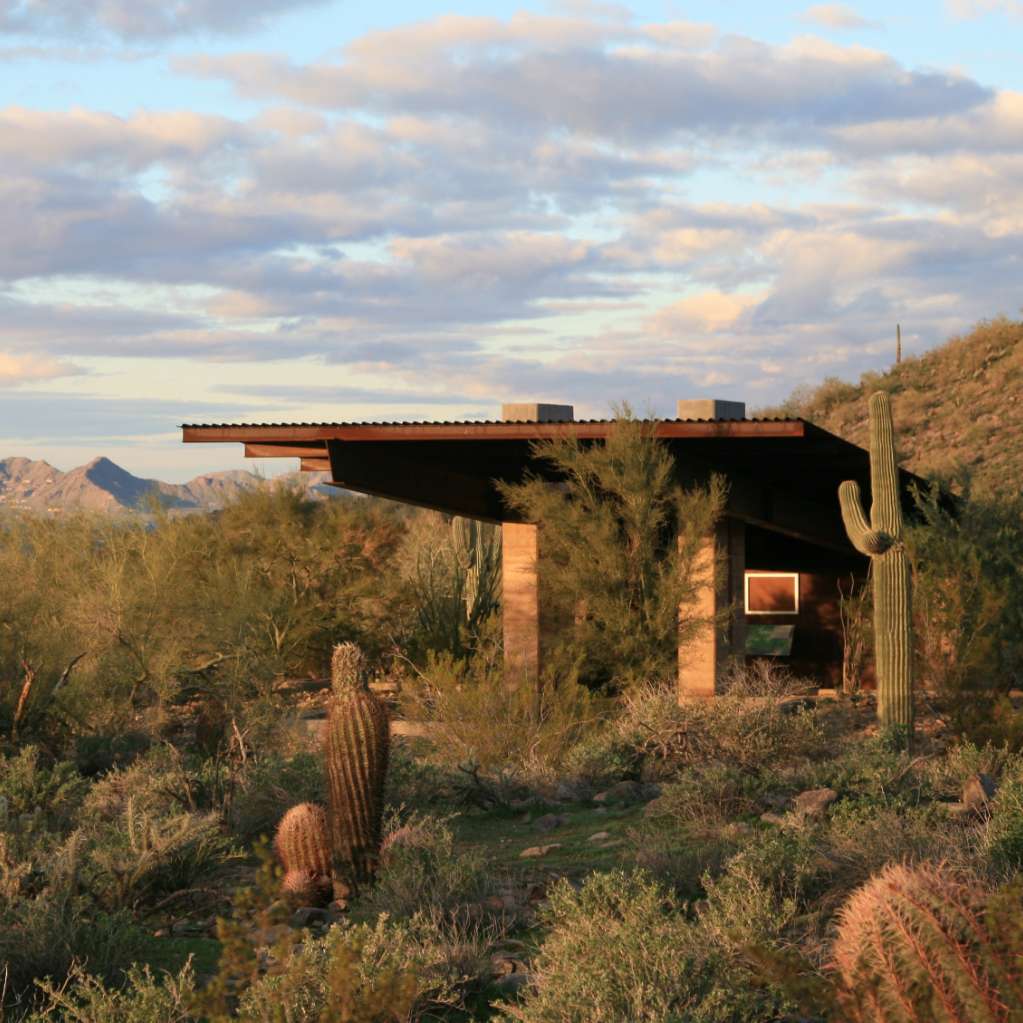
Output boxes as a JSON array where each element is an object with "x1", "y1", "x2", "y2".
[
  {"x1": 178, "y1": 22, "x2": 988, "y2": 140},
  {"x1": 5, "y1": 10, "x2": 1023, "y2": 426},
  {"x1": 0, "y1": 0, "x2": 333, "y2": 41},
  {"x1": 800, "y1": 4, "x2": 880, "y2": 30}
]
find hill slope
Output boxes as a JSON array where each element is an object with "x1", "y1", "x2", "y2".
[
  {"x1": 759, "y1": 317, "x2": 1023, "y2": 497},
  {"x1": 0, "y1": 456, "x2": 338, "y2": 515}
]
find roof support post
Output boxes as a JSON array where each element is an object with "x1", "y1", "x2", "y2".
[
  {"x1": 678, "y1": 518, "x2": 745, "y2": 700},
  {"x1": 502, "y1": 522, "x2": 547, "y2": 691}
]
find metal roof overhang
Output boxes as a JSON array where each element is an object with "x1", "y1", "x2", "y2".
[{"x1": 181, "y1": 418, "x2": 928, "y2": 555}]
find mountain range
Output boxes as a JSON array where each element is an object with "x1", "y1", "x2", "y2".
[{"x1": 0, "y1": 455, "x2": 337, "y2": 515}]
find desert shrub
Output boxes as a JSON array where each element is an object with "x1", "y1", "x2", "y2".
[
  {"x1": 228, "y1": 750, "x2": 326, "y2": 841},
  {"x1": 236, "y1": 911, "x2": 497, "y2": 1022},
  {"x1": 788, "y1": 734, "x2": 925, "y2": 805},
  {"x1": 982, "y1": 767, "x2": 1023, "y2": 875},
  {"x1": 560, "y1": 727, "x2": 643, "y2": 787},
  {"x1": 26, "y1": 961, "x2": 197, "y2": 1023},
  {"x1": 0, "y1": 746, "x2": 88, "y2": 832},
  {"x1": 609, "y1": 672, "x2": 827, "y2": 776},
  {"x1": 0, "y1": 830, "x2": 149, "y2": 1008},
  {"x1": 908, "y1": 482, "x2": 1023, "y2": 742},
  {"x1": 383, "y1": 745, "x2": 460, "y2": 812},
  {"x1": 647, "y1": 765, "x2": 768, "y2": 830},
  {"x1": 821, "y1": 801, "x2": 972, "y2": 901},
  {"x1": 86, "y1": 803, "x2": 237, "y2": 911},
  {"x1": 400, "y1": 650, "x2": 604, "y2": 778},
  {"x1": 364, "y1": 812, "x2": 492, "y2": 920},
  {"x1": 501, "y1": 869, "x2": 787, "y2": 1023}
]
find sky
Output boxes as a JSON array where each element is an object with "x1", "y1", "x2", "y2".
[{"x1": 1, "y1": 0, "x2": 1021, "y2": 481}]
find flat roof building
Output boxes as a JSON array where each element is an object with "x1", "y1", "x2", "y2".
[{"x1": 183, "y1": 400, "x2": 926, "y2": 698}]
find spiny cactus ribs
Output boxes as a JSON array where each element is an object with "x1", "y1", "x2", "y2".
[
  {"x1": 838, "y1": 391, "x2": 913, "y2": 739},
  {"x1": 832, "y1": 861, "x2": 1023, "y2": 1023},
  {"x1": 325, "y1": 642, "x2": 390, "y2": 894},
  {"x1": 274, "y1": 802, "x2": 332, "y2": 907}
]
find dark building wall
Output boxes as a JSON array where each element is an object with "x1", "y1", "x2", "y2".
[{"x1": 744, "y1": 525, "x2": 867, "y2": 688}]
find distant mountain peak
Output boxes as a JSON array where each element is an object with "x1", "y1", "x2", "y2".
[{"x1": 0, "y1": 455, "x2": 337, "y2": 515}]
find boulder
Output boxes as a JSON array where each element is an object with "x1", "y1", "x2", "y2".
[
  {"x1": 519, "y1": 844, "x2": 561, "y2": 858},
  {"x1": 792, "y1": 787, "x2": 838, "y2": 819},
  {"x1": 962, "y1": 772, "x2": 998, "y2": 813}
]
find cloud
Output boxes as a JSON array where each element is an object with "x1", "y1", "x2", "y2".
[
  {"x1": 947, "y1": 0, "x2": 1023, "y2": 18},
  {"x1": 800, "y1": 4, "x2": 881, "y2": 30},
  {"x1": 0, "y1": 351, "x2": 82, "y2": 385},
  {"x1": 4, "y1": 11, "x2": 1023, "y2": 421},
  {"x1": 177, "y1": 21, "x2": 988, "y2": 140},
  {"x1": 0, "y1": 0, "x2": 334, "y2": 41}
]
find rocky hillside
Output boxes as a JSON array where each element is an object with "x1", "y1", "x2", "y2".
[
  {"x1": 0, "y1": 456, "x2": 337, "y2": 515},
  {"x1": 759, "y1": 317, "x2": 1023, "y2": 497}
]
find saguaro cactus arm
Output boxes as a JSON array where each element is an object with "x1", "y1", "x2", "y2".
[{"x1": 839, "y1": 481, "x2": 894, "y2": 556}]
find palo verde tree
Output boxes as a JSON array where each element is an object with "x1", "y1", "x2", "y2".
[{"x1": 498, "y1": 406, "x2": 726, "y2": 688}]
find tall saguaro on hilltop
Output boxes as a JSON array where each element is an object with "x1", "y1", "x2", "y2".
[{"x1": 838, "y1": 391, "x2": 914, "y2": 739}]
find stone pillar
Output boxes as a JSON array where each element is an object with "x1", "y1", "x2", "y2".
[
  {"x1": 678, "y1": 517, "x2": 745, "y2": 700},
  {"x1": 502, "y1": 521, "x2": 541, "y2": 687}
]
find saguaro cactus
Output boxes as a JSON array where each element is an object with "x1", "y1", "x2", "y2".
[
  {"x1": 324, "y1": 642, "x2": 390, "y2": 895},
  {"x1": 274, "y1": 802, "x2": 332, "y2": 906},
  {"x1": 838, "y1": 391, "x2": 913, "y2": 738},
  {"x1": 832, "y1": 862, "x2": 1023, "y2": 1022}
]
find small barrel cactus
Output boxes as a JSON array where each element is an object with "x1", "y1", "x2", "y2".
[
  {"x1": 832, "y1": 861, "x2": 1023, "y2": 1022},
  {"x1": 324, "y1": 642, "x2": 390, "y2": 895},
  {"x1": 838, "y1": 391, "x2": 913, "y2": 740},
  {"x1": 274, "y1": 802, "x2": 332, "y2": 907}
]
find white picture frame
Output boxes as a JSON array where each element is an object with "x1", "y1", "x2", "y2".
[{"x1": 744, "y1": 571, "x2": 800, "y2": 615}]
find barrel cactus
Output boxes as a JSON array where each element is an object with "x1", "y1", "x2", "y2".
[
  {"x1": 832, "y1": 861, "x2": 1023, "y2": 1022},
  {"x1": 324, "y1": 642, "x2": 390, "y2": 895},
  {"x1": 274, "y1": 802, "x2": 332, "y2": 907},
  {"x1": 838, "y1": 391, "x2": 913, "y2": 741}
]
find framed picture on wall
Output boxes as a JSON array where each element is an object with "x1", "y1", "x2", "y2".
[{"x1": 745, "y1": 571, "x2": 800, "y2": 615}]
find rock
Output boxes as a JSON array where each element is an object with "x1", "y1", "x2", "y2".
[
  {"x1": 962, "y1": 772, "x2": 998, "y2": 812},
  {"x1": 290, "y1": 906, "x2": 329, "y2": 929},
  {"x1": 760, "y1": 811, "x2": 789, "y2": 827},
  {"x1": 533, "y1": 813, "x2": 568, "y2": 833},
  {"x1": 792, "y1": 787, "x2": 838, "y2": 819},
  {"x1": 555, "y1": 780, "x2": 587, "y2": 802},
  {"x1": 588, "y1": 831, "x2": 611, "y2": 842},
  {"x1": 326, "y1": 899, "x2": 348, "y2": 922},
  {"x1": 520, "y1": 844, "x2": 561, "y2": 858},
  {"x1": 171, "y1": 918, "x2": 206, "y2": 937},
  {"x1": 593, "y1": 780, "x2": 646, "y2": 806},
  {"x1": 493, "y1": 971, "x2": 531, "y2": 996}
]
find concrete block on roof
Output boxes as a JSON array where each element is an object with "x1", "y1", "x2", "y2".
[
  {"x1": 501, "y1": 403, "x2": 575, "y2": 422},
  {"x1": 676, "y1": 399, "x2": 746, "y2": 421}
]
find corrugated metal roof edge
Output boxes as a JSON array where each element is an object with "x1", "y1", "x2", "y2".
[{"x1": 181, "y1": 416, "x2": 803, "y2": 428}]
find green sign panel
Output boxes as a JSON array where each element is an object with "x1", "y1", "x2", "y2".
[{"x1": 746, "y1": 624, "x2": 795, "y2": 656}]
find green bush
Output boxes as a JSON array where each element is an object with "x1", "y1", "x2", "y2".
[
  {"x1": 26, "y1": 961, "x2": 197, "y2": 1023},
  {"x1": 364, "y1": 812, "x2": 492, "y2": 920},
  {"x1": 236, "y1": 912, "x2": 496, "y2": 1022},
  {"x1": 500, "y1": 870, "x2": 787, "y2": 1023},
  {"x1": 228, "y1": 750, "x2": 326, "y2": 842},
  {"x1": 0, "y1": 746, "x2": 88, "y2": 830},
  {"x1": 0, "y1": 830, "x2": 149, "y2": 1007}
]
